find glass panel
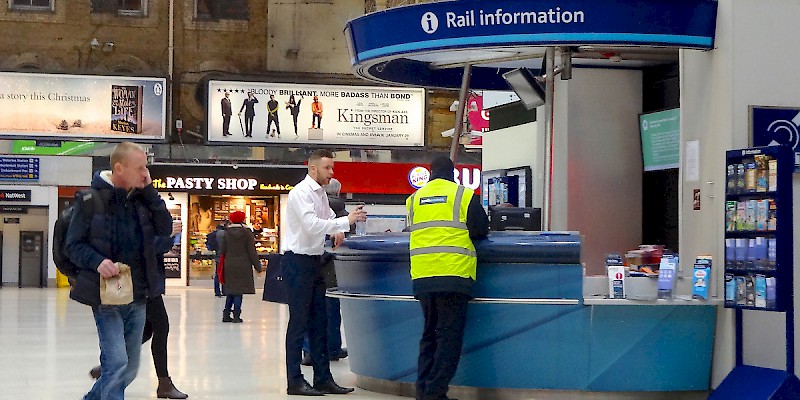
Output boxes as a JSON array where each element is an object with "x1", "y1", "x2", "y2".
[
  {"x1": 119, "y1": 0, "x2": 142, "y2": 11},
  {"x1": 196, "y1": 0, "x2": 249, "y2": 20},
  {"x1": 11, "y1": 0, "x2": 51, "y2": 7}
]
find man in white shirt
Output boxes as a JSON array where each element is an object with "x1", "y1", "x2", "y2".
[{"x1": 283, "y1": 149, "x2": 366, "y2": 396}]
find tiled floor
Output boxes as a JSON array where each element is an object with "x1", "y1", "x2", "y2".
[{"x1": 0, "y1": 286, "x2": 408, "y2": 400}]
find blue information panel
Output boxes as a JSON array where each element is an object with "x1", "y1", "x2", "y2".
[
  {"x1": 346, "y1": 0, "x2": 718, "y2": 64},
  {"x1": 751, "y1": 106, "x2": 800, "y2": 171},
  {"x1": 0, "y1": 157, "x2": 40, "y2": 181}
]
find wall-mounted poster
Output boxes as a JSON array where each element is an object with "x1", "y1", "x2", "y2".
[
  {"x1": 164, "y1": 204, "x2": 183, "y2": 279},
  {"x1": 207, "y1": 80, "x2": 425, "y2": 147},
  {"x1": 0, "y1": 72, "x2": 166, "y2": 142}
]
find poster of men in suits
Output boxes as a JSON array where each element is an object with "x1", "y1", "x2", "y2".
[{"x1": 207, "y1": 80, "x2": 425, "y2": 147}]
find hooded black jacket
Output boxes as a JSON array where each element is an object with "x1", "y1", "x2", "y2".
[{"x1": 65, "y1": 171, "x2": 173, "y2": 307}]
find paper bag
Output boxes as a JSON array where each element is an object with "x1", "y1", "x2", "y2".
[{"x1": 100, "y1": 263, "x2": 134, "y2": 305}]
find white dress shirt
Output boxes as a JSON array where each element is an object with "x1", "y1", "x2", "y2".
[{"x1": 283, "y1": 174, "x2": 350, "y2": 255}]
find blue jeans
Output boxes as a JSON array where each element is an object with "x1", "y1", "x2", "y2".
[
  {"x1": 213, "y1": 271, "x2": 222, "y2": 296},
  {"x1": 224, "y1": 295, "x2": 243, "y2": 312},
  {"x1": 84, "y1": 301, "x2": 147, "y2": 400}
]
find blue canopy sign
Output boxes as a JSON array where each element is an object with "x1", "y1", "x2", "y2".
[{"x1": 346, "y1": 0, "x2": 718, "y2": 65}]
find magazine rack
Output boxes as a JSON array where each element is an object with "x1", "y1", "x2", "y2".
[{"x1": 710, "y1": 146, "x2": 800, "y2": 399}]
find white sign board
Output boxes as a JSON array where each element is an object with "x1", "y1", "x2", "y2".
[
  {"x1": 0, "y1": 72, "x2": 167, "y2": 141},
  {"x1": 207, "y1": 81, "x2": 425, "y2": 147}
]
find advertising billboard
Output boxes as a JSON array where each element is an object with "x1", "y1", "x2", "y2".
[
  {"x1": 207, "y1": 80, "x2": 425, "y2": 147},
  {"x1": 0, "y1": 72, "x2": 167, "y2": 142}
]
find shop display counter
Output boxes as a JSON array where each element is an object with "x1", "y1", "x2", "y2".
[{"x1": 332, "y1": 232, "x2": 718, "y2": 397}]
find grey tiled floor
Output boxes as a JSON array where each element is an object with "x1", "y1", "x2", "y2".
[{"x1": 0, "y1": 287, "x2": 407, "y2": 400}]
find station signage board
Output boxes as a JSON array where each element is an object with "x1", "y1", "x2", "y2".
[{"x1": 0, "y1": 157, "x2": 39, "y2": 181}]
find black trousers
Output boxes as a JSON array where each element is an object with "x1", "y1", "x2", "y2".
[
  {"x1": 267, "y1": 114, "x2": 280, "y2": 135},
  {"x1": 142, "y1": 295, "x2": 170, "y2": 378},
  {"x1": 416, "y1": 292, "x2": 470, "y2": 400},
  {"x1": 244, "y1": 113, "x2": 254, "y2": 137},
  {"x1": 222, "y1": 114, "x2": 231, "y2": 135},
  {"x1": 283, "y1": 252, "x2": 332, "y2": 386}
]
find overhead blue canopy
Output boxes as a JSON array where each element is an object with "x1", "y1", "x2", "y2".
[{"x1": 344, "y1": 0, "x2": 718, "y2": 90}]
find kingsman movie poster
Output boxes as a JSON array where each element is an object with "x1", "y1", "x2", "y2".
[{"x1": 207, "y1": 80, "x2": 425, "y2": 147}]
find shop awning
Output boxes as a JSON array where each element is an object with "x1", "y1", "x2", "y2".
[{"x1": 344, "y1": 0, "x2": 718, "y2": 89}]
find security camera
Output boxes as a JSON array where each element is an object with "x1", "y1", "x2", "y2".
[{"x1": 89, "y1": 38, "x2": 99, "y2": 49}]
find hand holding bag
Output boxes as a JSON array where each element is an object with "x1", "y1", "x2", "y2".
[{"x1": 100, "y1": 262, "x2": 133, "y2": 305}]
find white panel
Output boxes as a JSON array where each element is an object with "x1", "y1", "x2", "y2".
[
  {"x1": 482, "y1": 121, "x2": 543, "y2": 208},
  {"x1": 563, "y1": 68, "x2": 643, "y2": 275},
  {"x1": 2, "y1": 222, "x2": 20, "y2": 284}
]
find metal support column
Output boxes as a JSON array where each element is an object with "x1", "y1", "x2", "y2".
[
  {"x1": 542, "y1": 47, "x2": 555, "y2": 230},
  {"x1": 449, "y1": 64, "x2": 472, "y2": 163}
]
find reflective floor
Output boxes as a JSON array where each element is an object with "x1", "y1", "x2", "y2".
[{"x1": 0, "y1": 287, "x2": 408, "y2": 400}]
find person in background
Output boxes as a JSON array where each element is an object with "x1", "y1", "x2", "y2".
[
  {"x1": 220, "y1": 210, "x2": 262, "y2": 323},
  {"x1": 89, "y1": 235, "x2": 188, "y2": 399},
  {"x1": 206, "y1": 222, "x2": 227, "y2": 297},
  {"x1": 286, "y1": 94, "x2": 302, "y2": 137},
  {"x1": 405, "y1": 156, "x2": 489, "y2": 400},
  {"x1": 266, "y1": 94, "x2": 281, "y2": 137},
  {"x1": 221, "y1": 91, "x2": 232, "y2": 136},
  {"x1": 283, "y1": 149, "x2": 366, "y2": 396},
  {"x1": 310, "y1": 95, "x2": 323, "y2": 129},
  {"x1": 238, "y1": 90, "x2": 259, "y2": 138},
  {"x1": 66, "y1": 142, "x2": 173, "y2": 400},
  {"x1": 301, "y1": 177, "x2": 350, "y2": 366}
]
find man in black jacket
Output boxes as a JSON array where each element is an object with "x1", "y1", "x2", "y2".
[
  {"x1": 66, "y1": 142, "x2": 173, "y2": 400},
  {"x1": 238, "y1": 91, "x2": 258, "y2": 137}
]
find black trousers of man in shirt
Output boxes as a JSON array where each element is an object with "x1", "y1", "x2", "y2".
[
  {"x1": 416, "y1": 292, "x2": 470, "y2": 400},
  {"x1": 283, "y1": 252, "x2": 333, "y2": 387}
]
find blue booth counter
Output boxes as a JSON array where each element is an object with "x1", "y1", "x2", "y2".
[{"x1": 331, "y1": 232, "x2": 717, "y2": 398}]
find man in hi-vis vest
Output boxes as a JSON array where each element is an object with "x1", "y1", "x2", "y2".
[{"x1": 406, "y1": 156, "x2": 488, "y2": 400}]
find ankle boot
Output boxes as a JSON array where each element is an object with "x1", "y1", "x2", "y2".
[
  {"x1": 232, "y1": 310, "x2": 243, "y2": 323},
  {"x1": 222, "y1": 310, "x2": 233, "y2": 322},
  {"x1": 157, "y1": 376, "x2": 188, "y2": 399}
]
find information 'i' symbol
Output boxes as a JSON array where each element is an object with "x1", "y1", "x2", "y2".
[{"x1": 421, "y1": 12, "x2": 438, "y2": 34}]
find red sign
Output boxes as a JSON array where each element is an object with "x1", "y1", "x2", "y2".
[{"x1": 333, "y1": 162, "x2": 481, "y2": 195}]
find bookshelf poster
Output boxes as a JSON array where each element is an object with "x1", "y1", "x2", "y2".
[{"x1": 0, "y1": 72, "x2": 166, "y2": 141}]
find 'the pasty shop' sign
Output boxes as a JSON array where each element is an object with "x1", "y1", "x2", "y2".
[{"x1": 152, "y1": 177, "x2": 293, "y2": 192}]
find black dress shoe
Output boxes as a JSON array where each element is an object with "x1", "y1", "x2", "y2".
[
  {"x1": 313, "y1": 381, "x2": 354, "y2": 394},
  {"x1": 329, "y1": 348, "x2": 348, "y2": 361},
  {"x1": 287, "y1": 380, "x2": 324, "y2": 396}
]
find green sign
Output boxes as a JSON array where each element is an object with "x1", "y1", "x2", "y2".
[
  {"x1": 11, "y1": 140, "x2": 95, "y2": 155},
  {"x1": 639, "y1": 109, "x2": 680, "y2": 171}
]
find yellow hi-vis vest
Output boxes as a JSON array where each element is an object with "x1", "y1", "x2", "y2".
[{"x1": 406, "y1": 179, "x2": 477, "y2": 281}]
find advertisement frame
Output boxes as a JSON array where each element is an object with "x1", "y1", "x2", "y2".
[
  {"x1": 0, "y1": 72, "x2": 168, "y2": 143},
  {"x1": 205, "y1": 80, "x2": 426, "y2": 149}
]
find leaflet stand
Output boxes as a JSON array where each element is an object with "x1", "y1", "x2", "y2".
[{"x1": 710, "y1": 146, "x2": 800, "y2": 399}]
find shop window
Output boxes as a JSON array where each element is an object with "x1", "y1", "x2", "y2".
[
  {"x1": 90, "y1": 0, "x2": 146, "y2": 16},
  {"x1": 196, "y1": 0, "x2": 249, "y2": 21},
  {"x1": 9, "y1": 0, "x2": 53, "y2": 11}
]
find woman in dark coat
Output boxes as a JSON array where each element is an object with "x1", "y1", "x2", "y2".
[{"x1": 220, "y1": 210, "x2": 262, "y2": 323}]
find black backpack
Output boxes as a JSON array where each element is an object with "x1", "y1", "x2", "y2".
[{"x1": 52, "y1": 189, "x2": 106, "y2": 280}]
